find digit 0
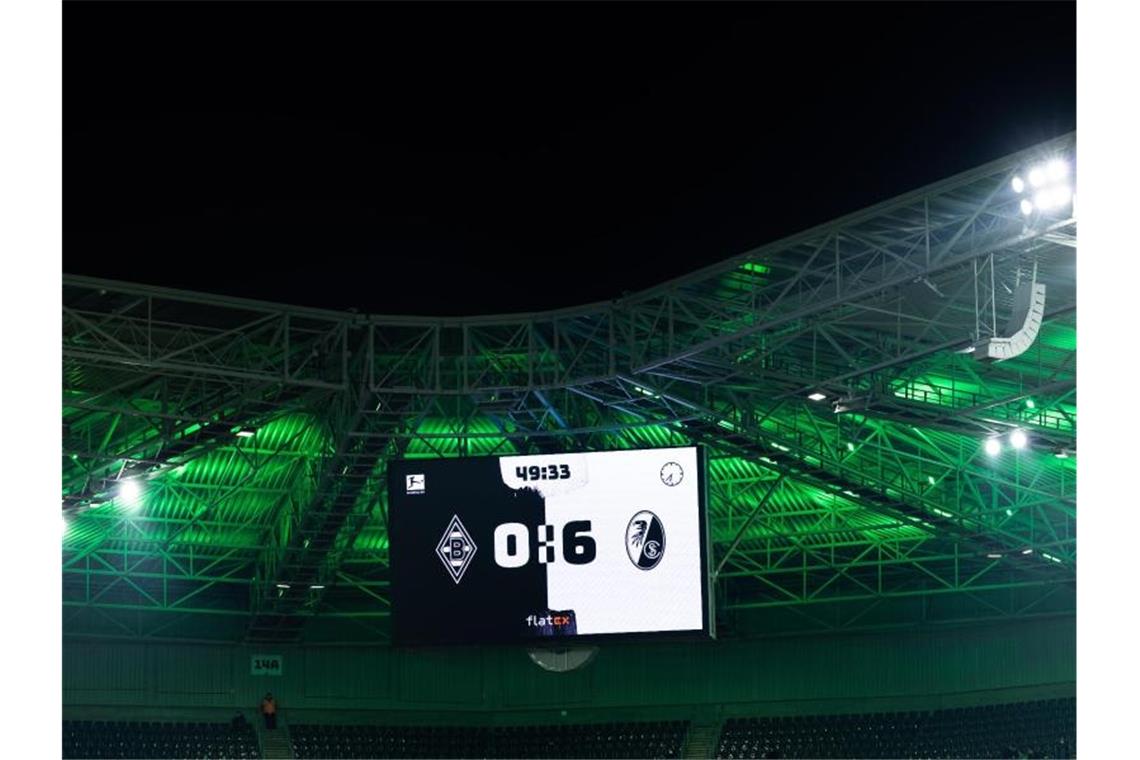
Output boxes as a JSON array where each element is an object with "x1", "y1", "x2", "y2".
[{"x1": 493, "y1": 523, "x2": 530, "y2": 568}]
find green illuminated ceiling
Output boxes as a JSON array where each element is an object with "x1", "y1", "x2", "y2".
[{"x1": 62, "y1": 133, "x2": 1077, "y2": 643}]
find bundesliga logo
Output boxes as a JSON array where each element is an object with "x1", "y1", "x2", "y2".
[
  {"x1": 405, "y1": 473, "x2": 425, "y2": 494},
  {"x1": 436, "y1": 515, "x2": 477, "y2": 583},
  {"x1": 626, "y1": 510, "x2": 665, "y2": 570}
]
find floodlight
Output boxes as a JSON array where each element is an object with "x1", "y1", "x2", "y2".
[
  {"x1": 846, "y1": 442, "x2": 855, "y2": 452},
  {"x1": 1028, "y1": 167, "x2": 1046, "y2": 187},
  {"x1": 1021, "y1": 548, "x2": 1033, "y2": 555},
  {"x1": 807, "y1": 392, "x2": 827, "y2": 402},
  {"x1": 927, "y1": 476, "x2": 936, "y2": 485},
  {"x1": 1006, "y1": 508, "x2": 1014, "y2": 516},
  {"x1": 987, "y1": 553, "x2": 1003, "y2": 559},
  {"x1": 310, "y1": 584, "x2": 325, "y2": 590},
  {"x1": 276, "y1": 583, "x2": 291, "y2": 589},
  {"x1": 1011, "y1": 176, "x2": 1025, "y2": 194},
  {"x1": 1047, "y1": 159, "x2": 1068, "y2": 181},
  {"x1": 1020, "y1": 199, "x2": 1034, "y2": 216},
  {"x1": 235, "y1": 428, "x2": 256, "y2": 438},
  {"x1": 118, "y1": 479, "x2": 141, "y2": 503},
  {"x1": 984, "y1": 438, "x2": 1001, "y2": 456},
  {"x1": 1009, "y1": 429, "x2": 1028, "y2": 449},
  {"x1": 1025, "y1": 399, "x2": 1035, "y2": 409}
]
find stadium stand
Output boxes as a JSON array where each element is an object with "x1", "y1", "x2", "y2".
[
  {"x1": 289, "y1": 719, "x2": 687, "y2": 759},
  {"x1": 62, "y1": 719, "x2": 259, "y2": 759},
  {"x1": 716, "y1": 698, "x2": 1075, "y2": 759}
]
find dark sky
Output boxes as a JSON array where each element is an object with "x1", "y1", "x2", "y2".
[{"x1": 65, "y1": 1, "x2": 1075, "y2": 316}]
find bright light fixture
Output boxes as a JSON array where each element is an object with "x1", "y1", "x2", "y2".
[
  {"x1": 1011, "y1": 176, "x2": 1025, "y2": 194},
  {"x1": 807, "y1": 392, "x2": 827, "y2": 402},
  {"x1": 235, "y1": 429, "x2": 256, "y2": 438},
  {"x1": 118, "y1": 479, "x2": 141, "y2": 503},
  {"x1": 310, "y1": 584, "x2": 325, "y2": 590},
  {"x1": 927, "y1": 476, "x2": 936, "y2": 485},
  {"x1": 1028, "y1": 167, "x2": 1046, "y2": 187},
  {"x1": 1054, "y1": 449, "x2": 1069, "y2": 459},
  {"x1": 987, "y1": 553, "x2": 1003, "y2": 559},
  {"x1": 984, "y1": 438, "x2": 1001, "y2": 456},
  {"x1": 1047, "y1": 159, "x2": 1068, "y2": 180},
  {"x1": 1034, "y1": 186, "x2": 1073, "y2": 212},
  {"x1": 1006, "y1": 508, "x2": 1014, "y2": 516},
  {"x1": 1020, "y1": 199, "x2": 1034, "y2": 216},
  {"x1": 276, "y1": 583, "x2": 291, "y2": 589},
  {"x1": 1009, "y1": 429, "x2": 1028, "y2": 449},
  {"x1": 846, "y1": 442, "x2": 855, "y2": 452},
  {"x1": 1021, "y1": 548, "x2": 1034, "y2": 555},
  {"x1": 1025, "y1": 399, "x2": 1035, "y2": 409}
]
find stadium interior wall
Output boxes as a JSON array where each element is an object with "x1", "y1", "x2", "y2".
[{"x1": 63, "y1": 616, "x2": 1074, "y2": 724}]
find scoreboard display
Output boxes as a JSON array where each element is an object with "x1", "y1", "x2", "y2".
[{"x1": 388, "y1": 446, "x2": 712, "y2": 646}]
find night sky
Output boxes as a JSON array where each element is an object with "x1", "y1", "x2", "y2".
[{"x1": 65, "y1": 1, "x2": 1075, "y2": 316}]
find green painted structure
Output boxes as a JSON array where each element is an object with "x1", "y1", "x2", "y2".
[
  {"x1": 64, "y1": 618, "x2": 1074, "y2": 723},
  {"x1": 62, "y1": 134, "x2": 1076, "y2": 668}
]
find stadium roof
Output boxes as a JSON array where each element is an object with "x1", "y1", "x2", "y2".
[{"x1": 62, "y1": 133, "x2": 1076, "y2": 644}]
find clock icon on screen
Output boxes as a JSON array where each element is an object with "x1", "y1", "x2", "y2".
[{"x1": 660, "y1": 461, "x2": 684, "y2": 487}]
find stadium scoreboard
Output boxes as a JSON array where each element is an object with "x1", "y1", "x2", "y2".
[{"x1": 388, "y1": 446, "x2": 712, "y2": 645}]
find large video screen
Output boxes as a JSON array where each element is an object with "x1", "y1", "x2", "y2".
[{"x1": 388, "y1": 446, "x2": 711, "y2": 646}]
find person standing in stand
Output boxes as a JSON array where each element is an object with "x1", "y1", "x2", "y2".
[{"x1": 260, "y1": 692, "x2": 278, "y2": 730}]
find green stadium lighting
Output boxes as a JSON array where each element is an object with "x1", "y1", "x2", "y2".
[
  {"x1": 984, "y1": 438, "x2": 1002, "y2": 456},
  {"x1": 118, "y1": 478, "x2": 142, "y2": 507},
  {"x1": 1025, "y1": 399, "x2": 1035, "y2": 409},
  {"x1": 927, "y1": 475, "x2": 936, "y2": 485},
  {"x1": 846, "y1": 442, "x2": 855, "y2": 452},
  {"x1": 1009, "y1": 429, "x2": 1028, "y2": 449}
]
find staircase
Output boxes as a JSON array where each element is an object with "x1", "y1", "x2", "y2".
[
  {"x1": 258, "y1": 718, "x2": 294, "y2": 760},
  {"x1": 683, "y1": 720, "x2": 722, "y2": 760}
]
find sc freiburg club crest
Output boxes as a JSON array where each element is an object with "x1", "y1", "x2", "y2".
[
  {"x1": 626, "y1": 510, "x2": 666, "y2": 570},
  {"x1": 436, "y1": 515, "x2": 477, "y2": 583}
]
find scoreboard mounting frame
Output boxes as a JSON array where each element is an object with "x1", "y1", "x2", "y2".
[{"x1": 387, "y1": 445, "x2": 714, "y2": 647}]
